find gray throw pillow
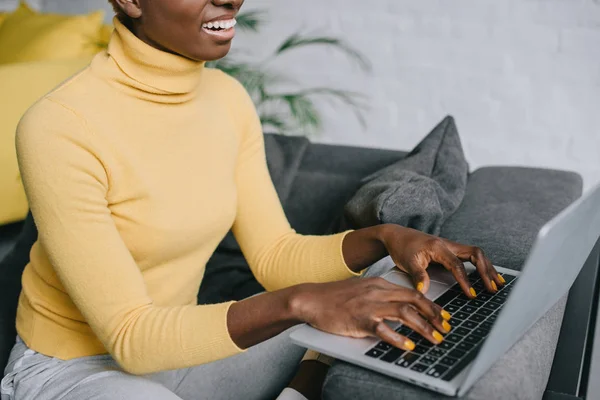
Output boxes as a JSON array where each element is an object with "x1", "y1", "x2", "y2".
[{"x1": 342, "y1": 116, "x2": 469, "y2": 235}]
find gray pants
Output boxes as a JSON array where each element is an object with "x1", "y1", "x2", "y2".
[{"x1": 1, "y1": 328, "x2": 305, "y2": 400}]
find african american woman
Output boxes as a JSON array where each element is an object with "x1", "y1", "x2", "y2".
[{"x1": 0, "y1": 1, "x2": 504, "y2": 399}]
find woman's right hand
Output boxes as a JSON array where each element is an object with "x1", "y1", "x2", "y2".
[{"x1": 291, "y1": 277, "x2": 452, "y2": 351}]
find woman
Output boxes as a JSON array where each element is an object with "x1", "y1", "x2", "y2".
[{"x1": 0, "y1": 1, "x2": 503, "y2": 399}]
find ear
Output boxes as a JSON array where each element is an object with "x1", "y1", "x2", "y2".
[{"x1": 113, "y1": 0, "x2": 143, "y2": 19}]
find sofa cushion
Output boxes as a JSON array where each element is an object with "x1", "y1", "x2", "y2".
[
  {"x1": 440, "y1": 166, "x2": 584, "y2": 270},
  {"x1": 286, "y1": 143, "x2": 406, "y2": 236},
  {"x1": 0, "y1": 220, "x2": 23, "y2": 263},
  {"x1": 340, "y1": 116, "x2": 468, "y2": 236},
  {"x1": 0, "y1": 1, "x2": 104, "y2": 64}
]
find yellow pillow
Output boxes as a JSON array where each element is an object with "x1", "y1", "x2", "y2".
[
  {"x1": 0, "y1": 57, "x2": 92, "y2": 225},
  {"x1": 98, "y1": 23, "x2": 114, "y2": 48},
  {"x1": 0, "y1": 13, "x2": 6, "y2": 28},
  {"x1": 0, "y1": 2, "x2": 104, "y2": 64}
]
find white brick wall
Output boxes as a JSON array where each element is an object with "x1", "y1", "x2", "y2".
[
  {"x1": 234, "y1": 0, "x2": 600, "y2": 190},
  {"x1": 3, "y1": 0, "x2": 598, "y2": 189},
  {"x1": 0, "y1": 0, "x2": 42, "y2": 10}
]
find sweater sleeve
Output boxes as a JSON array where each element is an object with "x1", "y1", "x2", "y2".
[
  {"x1": 225, "y1": 76, "x2": 361, "y2": 292},
  {"x1": 16, "y1": 98, "x2": 244, "y2": 375}
]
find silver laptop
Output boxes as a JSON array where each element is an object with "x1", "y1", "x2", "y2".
[{"x1": 290, "y1": 182, "x2": 600, "y2": 397}]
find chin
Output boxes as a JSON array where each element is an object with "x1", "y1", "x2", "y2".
[{"x1": 187, "y1": 43, "x2": 232, "y2": 62}]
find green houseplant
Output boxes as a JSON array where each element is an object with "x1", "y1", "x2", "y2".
[{"x1": 208, "y1": 11, "x2": 370, "y2": 136}]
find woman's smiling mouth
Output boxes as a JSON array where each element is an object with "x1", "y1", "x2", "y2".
[{"x1": 201, "y1": 18, "x2": 237, "y2": 40}]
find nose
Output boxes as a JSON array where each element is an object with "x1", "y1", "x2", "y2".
[{"x1": 211, "y1": 0, "x2": 243, "y2": 9}]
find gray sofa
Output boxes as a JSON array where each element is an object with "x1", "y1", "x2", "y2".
[{"x1": 1, "y1": 136, "x2": 597, "y2": 399}]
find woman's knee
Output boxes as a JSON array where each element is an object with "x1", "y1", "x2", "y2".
[{"x1": 172, "y1": 327, "x2": 305, "y2": 400}]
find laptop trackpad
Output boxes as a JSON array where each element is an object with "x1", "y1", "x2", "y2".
[{"x1": 383, "y1": 269, "x2": 449, "y2": 301}]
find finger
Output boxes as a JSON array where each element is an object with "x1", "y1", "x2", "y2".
[
  {"x1": 469, "y1": 247, "x2": 498, "y2": 293},
  {"x1": 431, "y1": 242, "x2": 476, "y2": 299},
  {"x1": 377, "y1": 284, "x2": 453, "y2": 329},
  {"x1": 397, "y1": 289, "x2": 451, "y2": 334},
  {"x1": 478, "y1": 250, "x2": 505, "y2": 291},
  {"x1": 486, "y1": 258, "x2": 505, "y2": 287},
  {"x1": 373, "y1": 321, "x2": 416, "y2": 351},
  {"x1": 395, "y1": 303, "x2": 445, "y2": 345},
  {"x1": 407, "y1": 263, "x2": 431, "y2": 294},
  {"x1": 443, "y1": 240, "x2": 502, "y2": 293}
]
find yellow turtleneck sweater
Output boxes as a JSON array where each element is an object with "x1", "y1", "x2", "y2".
[{"x1": 15, "y1": 19, "x2": 358, "y2": 375}]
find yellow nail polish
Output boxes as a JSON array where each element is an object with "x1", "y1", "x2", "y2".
[
  {"x1": 432, "y1": 331, "x2": 444, "y2": 343},
  {"x1": 417, "y1": 282, "x2": 424, "y2": 292},
  {"x1": 441, "y1": 309, "x2": 451, "y2": 321},
  {"x1": 442, "y1": 320, "x2": 452, "y2": 333},
  {"x1": 498, "y1": 274, "x2": 506, "y2": 284},
  {"x1": 404, "y1": 340, "x2": 415, "y2": 351},
  {"x1": 491, "y1": 281, "x2": 498, "y2": 291},
  {"x1": 469, "y1": 287, "x2": 477, "y2": 297}
]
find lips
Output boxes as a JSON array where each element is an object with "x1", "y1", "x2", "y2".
[{"x1": 201, "y1": 18, "x2": 237, "y2": 41}]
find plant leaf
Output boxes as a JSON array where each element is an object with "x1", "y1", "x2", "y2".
[
  {"x1": 267, "y1": 88, "x2": 368, "y2": 128},
  {"x1": 235, "y1": 10, "x2": 264, "y2": 32},
  {"x1": 209, "y1": 60, "x2": 288, "y2": 103},
  {"x1": 274, "y1": 33, "x2": 371, "y2": 72},
  {"x1": 259, "y1": 113, "x2": 289, "y2": 133},
  {"x1": 278, "y1": 94, "x2": 321, "y2": 134}
]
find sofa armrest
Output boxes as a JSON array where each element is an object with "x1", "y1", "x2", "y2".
[
  {"x1": 440, "y1": 166, "x2": 583, "y2": 270},
  {"x1": 440, "y1": 166, "x2": 590, "y2": 398}
]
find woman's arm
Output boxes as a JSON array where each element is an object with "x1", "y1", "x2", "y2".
[
  {"x1": 227, "y1": 225, "x2": 502, "y2": 349},
  {"x1": 225, "y1": 73, "x2": 362, "y2": 291}
]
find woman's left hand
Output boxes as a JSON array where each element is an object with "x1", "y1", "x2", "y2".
[{"x1": 379, "y1": 224, "x2": 505, "y2": 299}]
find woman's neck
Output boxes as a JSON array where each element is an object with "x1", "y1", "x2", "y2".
[{"x1": 91, "y1": 17, "x2": 206, "y2": 104}]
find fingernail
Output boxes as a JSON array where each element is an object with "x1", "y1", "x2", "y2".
[
  {"x1": 498, "y1": 274, "x2": 506, "y2": 284},
  {"x1": 417, "y1": 282, "x2": 424, "y2": 292},
  {"x1": 404, "y1": 340, "x2": 415, "y2": 351},
  {"x1": 469, "y1": 287, "x2": 477, "y2": 297},
  {"x1": 441, "y1": 309, "x2": 451, "y2": 321},
  {"x1": 491, "y1": 281, "x2": 498, "y2": 291},
  {"x1": 442, "y1": 321, "x2": 452, "y2": 333},
  {"x1": 432, "y1": 330, "x2": 444, "y2": 343}
]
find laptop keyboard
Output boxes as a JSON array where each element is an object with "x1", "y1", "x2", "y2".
[{"x1": 364, "y1": 272, "x2": 517, "y2": 381}]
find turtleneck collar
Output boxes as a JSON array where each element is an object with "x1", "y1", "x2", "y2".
[{"x1": 91, "y1": 17, "x2": 206, "y2": 103}]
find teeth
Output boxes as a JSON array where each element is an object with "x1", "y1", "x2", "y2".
[{"x1": 202, "y1": 18, "x2": 236, "y2": 30}]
